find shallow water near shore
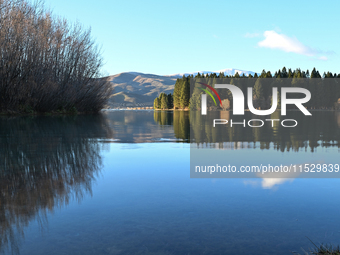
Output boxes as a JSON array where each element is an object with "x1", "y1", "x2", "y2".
[{"x1": 1, "y1": 110, "x2": 340, "y2": 255}]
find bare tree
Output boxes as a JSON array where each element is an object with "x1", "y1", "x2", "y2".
[{"x1": 0, "y1": 0, "x2": 112, "y2": 113}]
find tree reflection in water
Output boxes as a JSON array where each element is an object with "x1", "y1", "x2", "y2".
[
  {"x1": 187, "y1": 110, "x2": 340, "y2": 152},
  {"x1": 0, "y1": 115, "x2": 112, "y2": 254}
]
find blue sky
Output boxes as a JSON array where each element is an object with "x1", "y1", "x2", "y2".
[{"x1": 44, "y1": 0, "x2": 340, "y2": 76}]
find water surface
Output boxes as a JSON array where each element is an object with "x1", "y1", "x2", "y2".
[{"x1": 1, "y1": 110, "x2": 340, "y2": 255}]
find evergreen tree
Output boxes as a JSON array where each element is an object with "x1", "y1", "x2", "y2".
[
  {"x1": 266, "y1": 71, "x2": 272, "y2": 78},
  {"x1": 311, "y1": 68, "x2": 317, "y2": 78},
  {"x1": 160, "y1": 93, "x2": 169, "y2": 109},
  {"x1": 326, "y1": 72, "x2": 333, "y2": 78},
  {"x1": 294, "y1": 68, "x2": 302, "y2": 78},
  {"x1": 154, "y1": 66, "x2": 340, "y2": 111},
  {"x1": 173, "y1": 79, "x2": 182, "y2": 109},
  {"x1": 281, "y1": 67, "x2": 288, "y2": 78},
  {"x1": 167, "y1": 93, "x2": 173, "y2": 109},
  {"x1": 276, "y1": 69, "x2": 282, "y2": 78},
  {"x1": 180, "y1": 78, "x2": 190, "y2": 109},
  {"x1": 288, "y1": 68, "x2": 293, "y2": 78},
  {"x1": 260, "y1": 69, "x2": 267, "y2": 78},
  {"x1": 153, "y1": 97, "x2": 160, "y2": 109},
  {"x1": 316, "y1": 70, "x2": 321, "y2": 78},
  {"x1": 311, "y1": 68, "x2": 321, "y2": 78}
]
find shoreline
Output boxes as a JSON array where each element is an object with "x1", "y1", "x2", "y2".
[
  {"x1": 1, "y1": 108, "x2": 338, "y2": 116},
  {"x1": 0, "y1": 110, "x2": 100, "y2": 116},
  {"x1": 105, "y1": 108, "x2": 338, "y2": 112}
]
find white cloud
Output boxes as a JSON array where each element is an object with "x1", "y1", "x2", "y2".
[
  {"x1": 258, "y1": 31, "x2": 316, "y2": 56},
  {"x1": 260, "y1": 178, "x2": 294, "y2": 189}
]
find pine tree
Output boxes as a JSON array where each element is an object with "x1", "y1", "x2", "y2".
[
  {"x1": 260, "y1": 69, "x2": 267, "y2": 78},
  {"x1": 281, "y1": 67, "x2": 288, "y2": 78},
  {"x1": 311, "y1": 68, "x2": 321, "y2": 78},
  {"x1": 288, "y1": 68, "x2": 293, "y2": 78},
  {"x1": 276, "y1": 69, "x2": 281, "y2": 78},
  {"x1": 266, "y1": 71, "x2": 272, "y2": 78},
  {"x1": 173, "y1": 79, "x2": 182, "y2": 109},
  {"x1": 153, "y1": 97, "x2": 160, "y2": 109},
  {"x1": 160, "y1": 93, "x2": 169, "y2": 109},
  {"x1": 167, "y1": 93, "x2": 173, "y2": 109},
  {"x1": 180, "y1": 78, "x2": 190, "y2": 109}
]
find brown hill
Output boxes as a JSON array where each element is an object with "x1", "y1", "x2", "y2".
[{"x1": 105, "y1": 72, "x2": 176, "y2": 108}]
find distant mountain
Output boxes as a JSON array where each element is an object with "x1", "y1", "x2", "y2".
[
  {"x1": 105, "y1": 69, "x2": 257, "y2": 108},
  {"x1": 167, "y1": 68, "x2": 257, "y2": 78},
  {"x1": 105, "y1": 72, "x2": 176, "y2": 108}
]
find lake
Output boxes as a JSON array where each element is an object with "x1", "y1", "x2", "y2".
[{"x1": 1, "y1": 110, "x2": 340, "y2": 255}]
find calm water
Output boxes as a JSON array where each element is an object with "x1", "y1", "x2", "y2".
[{"x1": 1, "y1": 110, "x2": 340, "y2": 255}]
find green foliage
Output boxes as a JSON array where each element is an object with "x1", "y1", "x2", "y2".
[
  {"x1": 173, "y1": 79, "x2": 182, "y2": 109},
  {"x1": 311, "y1": 67, "x2": 321, "y2": 78},
  {"x1": 189, "y1": 88, "x2": 203, "y2": 110},
  {"x1": 153, "y1": 97, "x2": 160, "y2": 109},
  {"x1": 180, "y1": 79, "x2": 190, "y2": 109},
  {"x1": 167, "y1": 93, "x2": 174, "y2": 109},
  {"x1": 154, "y1": 67, "x2": 340, "y2": 110},
  {"x1": 160, "y1": 93, "x2": 169, "y2": 109},
  {"x1": 153, "y1": 93, "x2": 173, "y2": 110}
]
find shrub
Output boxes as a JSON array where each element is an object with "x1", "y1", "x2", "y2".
[{"x1": 0, "y1": 0, "x2": 112, "y2": 113}]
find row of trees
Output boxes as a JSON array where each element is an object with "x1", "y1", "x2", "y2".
[
  {"x1": 0, "y1": 0, "x2": 111, "y2": 113},
  {"x1": 195, "y1": 67, "x2": 335, "y2": 79},
  {"x1": 153, "y1": 92, "x2": 173, "y2": 109},
  {"x1": 154, "y1": 67, "x2": 340, "y2": 110},
  {"x1": 153, "y1": 77, "x2": 190, "y2": 110}
]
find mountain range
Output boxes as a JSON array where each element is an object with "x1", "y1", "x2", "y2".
[
  {"x1": 167, "y1": 68, "x2": 257, "y2": 77},
  {"x1": 105, "y1": 68, "x2": 257, "y2": 108}
]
